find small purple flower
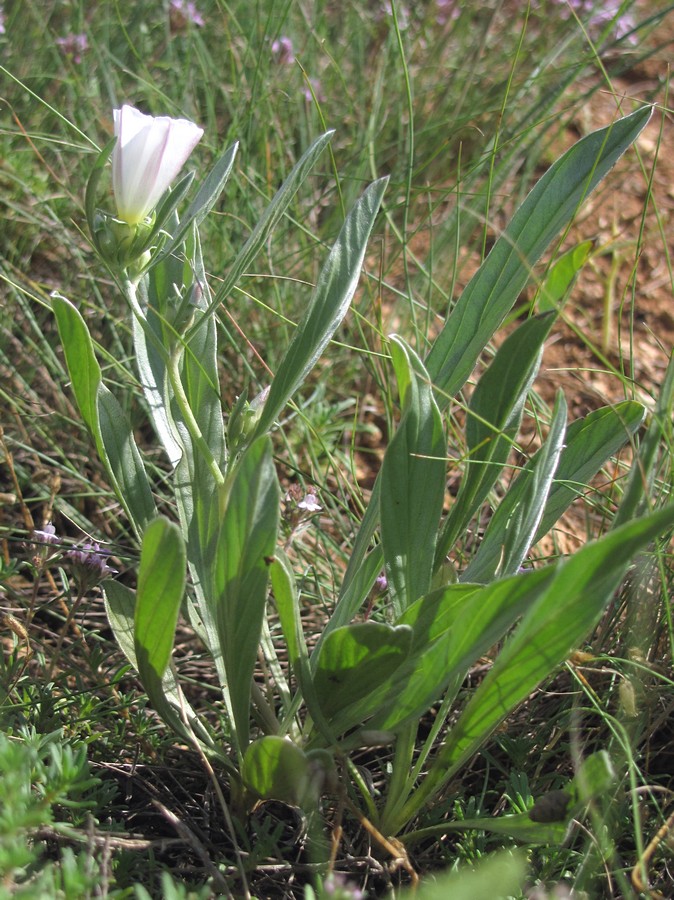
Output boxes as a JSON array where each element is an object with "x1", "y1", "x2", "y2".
[
  {"x1": 374, "y1": 573, "x2": 388, "y2": 594},
  {"x1": 0, "y1": 6, "x2": 5, "y2": 35},
  {"x1": 56, "y1": 33, "x2": 88, "y2": 63},
  {"x1": 66, "y1": 541, "x2": 116, "y2": 592},
  {"x1": 297, "y1": 490, "x2": 322, "y2": 513},
  {"x1": 169, "y1": 0, "x2": 204, "y2": 32},
  {"x1": 271, "y1": 35, "x2": 295, "y2": 66},
  {"x1": 29, "y1": 523, "x2": 62, "y2": 567},
  {"x1": 32, "y1": 523, "x2": 59, "y2": 546}
]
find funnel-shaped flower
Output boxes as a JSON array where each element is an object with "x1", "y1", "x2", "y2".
[{"x1": 112, "y1": 104, "x2": 203, "y2": 224}]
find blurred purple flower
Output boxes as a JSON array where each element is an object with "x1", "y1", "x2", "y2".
[
  {"x1": 169, "y1": 0, "x2": 204, "y2": 32},
  {"x1": 376, "y1": 2, "x2": 411, "y2": 29},
  {"x1": 322, "y1": 873, "x2": 365, "y2": 900},
  {"x1": 0, "y1": 7, "x2": 5, "y2": 34},
  {"x1": 542, "y1": 0, "x2": 636, "y2": 43},
  {"x1": 436, "y1": 0, "x2": 460, "y2": 26},
  {"x1": 56, "y1": 33, "x2": 88, "y2": 63},
  {"x1": 271, "y1": 35, "x2": 295, "y2": 65},
  {"x1": 303, "y1": 77, "x2": 325, "y2": 103}
]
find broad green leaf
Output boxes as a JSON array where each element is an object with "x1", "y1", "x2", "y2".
[
  {"x1": 242, "y1": 736, "x2": 315, "y2": 807},
  {"x1": 252, "y1": 177, "x2": 388, "y2": 439},
  {"x1": 535, "y1": 241, "x2": 593, "y2": 313},
  {"x1": 342, "y1": 569, "x2": 553, "y2": 737},
  {"x1": 381, "y1": 337, "x2": 446, "y2": 614},
  {"x1": 394, "y1": 503, "x2": 674, "y2": 830},
  {"x1": 52, "y1": 293, "x2": 156, "y2": 536},
  {"x1": 206, "y1": 131, "x2": 334, "y2": 323},
  {"x1": 211, "y1": 436, "x2": 280, "y2": 752},
  {"x1": 135, "y1": 517, "x2": 186, "y2": 684},
  {"x1": 436, "y1": 313, "x2": 556, "y2": 562},
  {"x1": 399, "y1": 850, "x2": 527, "y2": 900},
  {"x1": 462, "y1": 391, "x2": 567, "y2": 583},
  {"x1": 52, "y1": 292, "x2": 102, "y2": 435},
  {"x1": 313, "y1": 622, "x2": 412, "y2": 720},
  {"x1": 426, "y1": 107, "x2": 652, "y2": 400}
]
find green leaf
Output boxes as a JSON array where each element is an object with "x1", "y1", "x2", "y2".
[
  {"x1": 426, "y1": 107, "x2": 652, "y2": 400},
  {"x1": 211, "y1": 436, "x2": 280, "y2": 752},
  {"x1": 153, "y1": 142, "x2": 238, "y2": 266},
  {"x1": 340, "y1": 570, "x2": 553, "y2": 737},
  {"x1": 313, "y1": 622, "x2": 413, "y2": 720},
  {"x1": 398, "y1": 850, "x2": 527, "y2": 900},
  {"x1": 535, "y1": 241, "x2": 593, "y2": 313},
  {"x1": 436, "y1": 313, "x2": 556, "y2": 562},
  {"x1": 409, "y1": 812, "x2": 569, "y2": 847},
  {"x1": 242, "y1": 736, "x2": 315, "y2": 808},
  {"x1": 393, "y1": 503, "x2": 674, "y2": 830},
  {"x1": 206, "y1": 131, "x2": 334, "y2": 323},
  {"x1": 97, "y1": 385, "x2": 157, "y2": 532},
  {"x1": 252, "y1": 176, "x2": 388, "y2": 438},
  {"x1": 381, "y1": 337, "x2": 446, "y2": 615},
  {"x1": 462, "y1": 390, "x2": 567, "y2": 583},
  {"x1": 52, "y1": 293, "x2": 156, "y2": 536},
  {"x1": 105, "y1": 577, "x2": 218, "y2": 755},
  {"x1": 534, "y1": 399, "x2": 645, "y2": 541},
  {"x1": 338, "y1": 110, "x2": 651, "y2": 622},
  {"x1": 135, "y1": 517, "x2": 186, "y2": 686},
  {"x1": 52, "y1": 292, "x2": 102, "y2": 435}
]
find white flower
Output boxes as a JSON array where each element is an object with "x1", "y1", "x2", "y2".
[{"x1": 112, "y1": 104, "x2": 203, "y2": 224}]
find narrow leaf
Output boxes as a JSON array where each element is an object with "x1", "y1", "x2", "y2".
[
  {"x1": 426, "y1": 107, "x2": 652, "y2": 400},
  {"x1": 381, "y1": 337, "x2": 446, "y2": 614},
  {"x1": 436, "y1": 313, "x2": 556, "y2": 562},
  {"x1": 252, "y1": 177, "x2": 388, "y2": 438},
  {"x1": 135, "y1": 516, "x2": 186, "y2": 684},
  {"x1": 211, "y1": 436, "x2": 280, "y2": 751}
]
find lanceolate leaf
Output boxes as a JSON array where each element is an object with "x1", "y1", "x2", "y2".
[
  {"x1": 462, "y1": 390, "x2": 568, "y2": 583},
  {"x1": 210, "y1": 436, "x2": 280, "y2": 753},
  {"x1": 425, "y1": 106, "x2": 652, "y2": 400},
  {"x1": 252, "y1": 177, "x2": 388, "y2": 439},
  {"x1": 381, "y1": 337, "x2": 446, "y2": 615},
  {"x1": 436, "y1": 313, "x2": 555, "y2": 563},
  {"x1": 206, "y1": 131, "x2": 335, "y2": 321},
  {"x1": 135, "y1": 517, "x2": 186, "y2": 685},
  {"x1": 391, "y1": 503, "x2": 674, "y2": 832},
  {"x1": 52, "y1": 293, "x2": 156, "y2": 536},
  {"x1": 313, "y1": 622, "x2": 413, "y2": 719},
  {"x1": 104, "y1": 578, "x2": 219, "y2": 757}
]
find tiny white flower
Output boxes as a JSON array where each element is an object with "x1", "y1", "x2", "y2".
[{"x1": 112, "y1": 104, "x2": 203, "y2": 224}]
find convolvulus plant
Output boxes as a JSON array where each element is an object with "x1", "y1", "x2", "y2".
[{"x1": 51, "y1": 102, "x2": 673, "y2": 865}]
